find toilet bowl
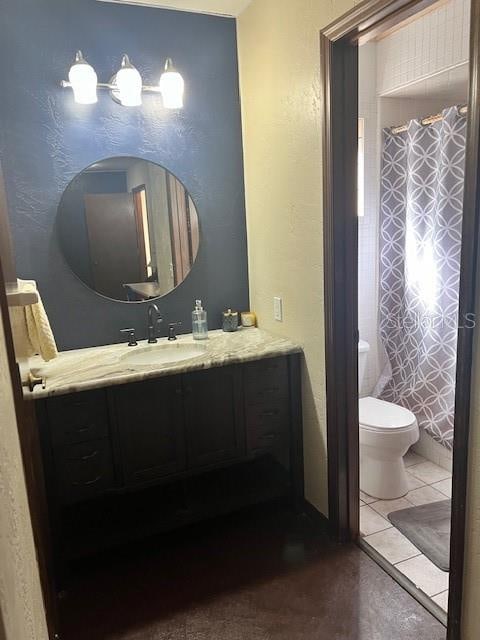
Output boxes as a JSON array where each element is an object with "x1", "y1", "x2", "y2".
[
  {"x1": 358, "y1": 340, "x2": 419, "y2": 500},
  {"x1": 359, "y1": 396, "x2": 418, "y2": 499}
]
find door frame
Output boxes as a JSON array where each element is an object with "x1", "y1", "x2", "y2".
[
  {"x1": 321, "y1": 0, "x2": 480, "y2": 637},
  {"x1": 0, "y1": 266, "x2": 59, "y2": 636},
  {"x1": 0, "y1": 163, "x2": 59, "y2": 637}
]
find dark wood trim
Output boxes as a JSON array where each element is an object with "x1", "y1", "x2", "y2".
[
  {"x1": 322, "y1": 0, "x2": 440, "y2": 42},
  {"x1": 321, "y1": 0, "x2": 480, "y2": 636},
  {"x1": 0, "y1": 259, "x2": 60, "y2": 636},
  {"x1": 321, "y1": 30, "x2": 359, "y2": 543}
]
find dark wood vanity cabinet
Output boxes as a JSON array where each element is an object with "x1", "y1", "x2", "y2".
[
  {"x1": 244, "y1": 356, "x2": 289, "y2": 454},
  {"x1": 184, "y1": 366, "x2": 245, "y2": 469},
  {"x1": 43, "y1": 390, "x2": 115, "y2": 503},
  {"x1": 112, "y1": 366, "x2": 245, "y2": 486},
  {"x1": 37, "y1": 354, "x2": 303, "y2": 559},
  {"x1": 112, "y1": 375, "x2": 186, "y2": 486}
]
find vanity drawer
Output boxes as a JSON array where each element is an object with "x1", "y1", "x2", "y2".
[
  {"x1": 244, "y1": 357, "x2": 289, "y2": 405},
  {"x1": 246, "y1": 401, "x2": 289, "y2": 452},
  {"x1": 54, "y1": 439, "x2": 115, "y2": 503},
  {"x1": 46, "y1": 390, "x2": 109, "y2": 445}
]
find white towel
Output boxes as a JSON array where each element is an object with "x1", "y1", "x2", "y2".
[{"x1": 10, "y1": 280, "x2": 58, "y2": 362}]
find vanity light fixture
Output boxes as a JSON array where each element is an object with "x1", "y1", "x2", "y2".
[
  {"x1": 67, "y1": 51, "x2": 98, "y2": 105},
  {"x1": 159, "y1": 58, "x2": 184, "y2": 109},
  {"x1": 111, "y1": 55, "x2": 143, "y2": 107},
  {"x1": 62, "y1": 51, "x2": 184, "y2": 110}
]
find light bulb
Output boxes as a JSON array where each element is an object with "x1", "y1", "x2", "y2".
[
  {"x1": 114, "y1": 54, "x2": 142, "y2": 107},
  {"x1": 68, "y1": 51, "x2": 97, "y2": 105},
  {"x1": 159, "y1": 58, "x2": 184, "y2": 109}
]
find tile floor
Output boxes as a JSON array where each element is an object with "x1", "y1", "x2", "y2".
[{"x1": 360, "y1": 449, "x2": 451, "y2": 612}]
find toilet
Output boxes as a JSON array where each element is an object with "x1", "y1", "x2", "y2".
[{"x1": 358, "y1": 340, "x2": 419, "y2": 500}]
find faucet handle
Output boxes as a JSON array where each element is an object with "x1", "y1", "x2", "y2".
[
  {"x1": 168, "y1": 322, "x2": 182, "y2": 341},
  {"x1": 120, "y1": 328, "x2": 138, "y2": 347},
  {"x1": 147, "y1": 317, "x2": 163, "y2": 344}
]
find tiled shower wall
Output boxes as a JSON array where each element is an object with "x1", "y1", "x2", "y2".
[
  {"x1": 376, "y1": 0, "x2": 470, "y2": 96},
  {"x1": 358, "y1": 0, "x2": 470, "y2": 397}
]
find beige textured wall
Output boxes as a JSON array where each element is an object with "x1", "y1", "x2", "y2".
[
  {"x1": 0, "y1": 311, "x2": 48, "y2": 640},
  {"x1": 237, "y1": 0, "x2": 356, "y2": 514}
]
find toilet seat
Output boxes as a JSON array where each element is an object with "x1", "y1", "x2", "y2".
[{"x1": 359, "y1": 396, "x2": 416, "y2": 433}]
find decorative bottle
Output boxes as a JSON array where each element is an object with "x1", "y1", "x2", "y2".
[{"x1": 192, "y1": 299, "x2": 208, "y2": 340}]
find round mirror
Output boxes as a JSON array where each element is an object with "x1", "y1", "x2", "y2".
[{"x1": 57, "y1": 157, "x2": 200, "y2": 302}]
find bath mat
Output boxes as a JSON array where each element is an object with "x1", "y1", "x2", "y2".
[{"x1": 388, "y1": 499, "x2": 451, "y2": 571}]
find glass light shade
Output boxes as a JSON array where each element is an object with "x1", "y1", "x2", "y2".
[
  {"x1": 115, "y1": 55, "x2": 142, "y2": 107},
  {"x1": 68, "y1": 51, "x2": 97, "y2": 105},
  {"x1": 159, "y1": 58, "x2": 184, "y2": 109}
]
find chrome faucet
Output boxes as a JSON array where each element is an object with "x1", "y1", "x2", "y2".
[{"x1": 147, "y1": 303, "x2": 162, "y2": 343}]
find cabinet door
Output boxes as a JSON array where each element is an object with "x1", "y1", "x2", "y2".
[
  {"x1": 184, "y1": 366, "x2": 245, "y2": 469},
  {"x1": 113, "y1": 376, "x2": 185, "y2": 486}
]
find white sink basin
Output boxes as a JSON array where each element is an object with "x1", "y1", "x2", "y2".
[{"x1": 120, "y1": 342, "x2": 207, "y2": 367}]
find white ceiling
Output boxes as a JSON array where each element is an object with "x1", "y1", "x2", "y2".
[{"x1": 96, "y1": 0, "x2": 252, "y2": 17}]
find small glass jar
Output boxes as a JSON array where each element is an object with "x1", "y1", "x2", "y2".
[{"x1": 222, "y1": 309, "x2": 239, "y2": 332}]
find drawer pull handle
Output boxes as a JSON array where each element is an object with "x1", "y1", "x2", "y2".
[
  {"x1": 72, "y1": 475, "x2": 102, "y2": 487},
  {"x1": 261, "y1": 388, "x2": 280, "y2": 394},
  {"x1": 67, "y1": 450, "x2": 99, "y2": 462},
  {"x1": 75, "y1": 424, "x2": 94, "y2": 433},
  {"x1": 80, "y1": 450, "x2": 99, "y2": 461},
  {"x1": 261, "y1": 410, "x2": 279, "y2": 417},
  {"x1": 259, "y1": 433, "x2": 276, "y2": 440}
]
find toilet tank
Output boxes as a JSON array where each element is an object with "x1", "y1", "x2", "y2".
[{"x1": 358, "y1": 340, "x2": 370, "y2": 392}]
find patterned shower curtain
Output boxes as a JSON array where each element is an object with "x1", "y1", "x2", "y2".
[{"x1": 377, "y1": 106, "x2": 467, "y2": 450}]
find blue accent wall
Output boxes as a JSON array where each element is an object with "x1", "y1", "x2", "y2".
[{"x1": 0, "y1": 0, "x2": 248, "y2": 350}]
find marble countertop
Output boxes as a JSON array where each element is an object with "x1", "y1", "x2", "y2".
[{"x1": 26, "y1": 328, "x2": 302, "y2": 400}]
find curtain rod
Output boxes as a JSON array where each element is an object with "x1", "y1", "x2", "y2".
[{"x1": 390, "y1": 104, "x2": 468, "y2": 134}]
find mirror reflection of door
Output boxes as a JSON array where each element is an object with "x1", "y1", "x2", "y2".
[
  {"x1": 84, "y1": 192, "x2": 142, "y2": 300},
  {"x1": 57, "y1": 158, "x2": 200, "y2": 302}
]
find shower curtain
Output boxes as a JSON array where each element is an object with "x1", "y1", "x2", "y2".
[{"x1": 377, "y1": 106, "x2": 467, "y2": 450}]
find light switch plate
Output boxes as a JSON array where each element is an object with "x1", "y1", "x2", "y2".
[{"x1": 273, "y1": 296, "x2": 283, "y2": 322}]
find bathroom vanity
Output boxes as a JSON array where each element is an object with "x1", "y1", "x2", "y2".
[{"x1": 28, "y1": 329, "x2": 303, "y2": 563}]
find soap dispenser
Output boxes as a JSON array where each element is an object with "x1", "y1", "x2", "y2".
[{"x1": 192, "y1": 299, "x2": 208, "y2": 340}]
